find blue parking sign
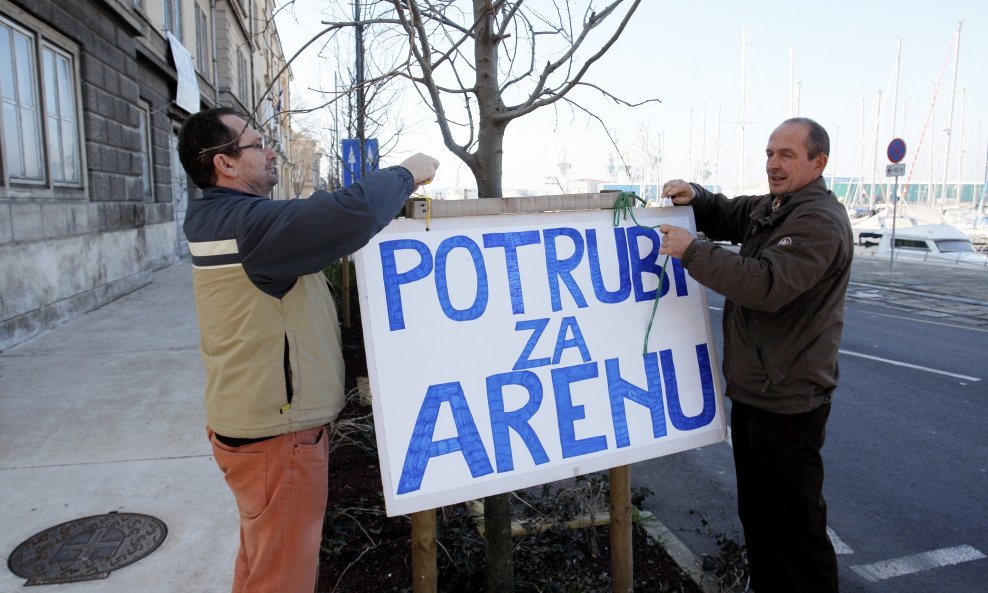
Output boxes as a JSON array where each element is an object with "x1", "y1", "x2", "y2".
[{"x1": 341, "y1": 138, "x2": 379, "y2": 187}]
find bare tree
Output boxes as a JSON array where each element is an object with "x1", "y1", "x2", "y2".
[
  {"x1": 381, "y1": 2, "x2": 649, "y2": 590},
  {"x1": 276, "y1": 2, "x2": 653, "y2": 590},
  {"x1": 271, "y1": 1, "x2": 409, "y2": 189},
  {"x1": 391, "y1": 0, "x2": 648, "y2": 199}
]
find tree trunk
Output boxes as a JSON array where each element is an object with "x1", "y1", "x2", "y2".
[
  {"x1": 475, "y1": 2, "x2": 512, "y2": 589},
  {"x1": 483, "y1": 493, "x2": 513, "y2": 593},
  {"x1": 473, "y1": 125, "x2": 505, "y2": 199},
  {"x1": 472, "y1": 0, "x2": 506, "y2": 200}
]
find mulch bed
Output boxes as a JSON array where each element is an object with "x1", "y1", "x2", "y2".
[{"x1": 317, "y1": 288, "x2": 703, "y2": 592}]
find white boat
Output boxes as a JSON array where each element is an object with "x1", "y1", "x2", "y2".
[
  {"x1": 875, "y1": 224, "x2": 988, "y2": 267},
  {"x1": 942, "y1": 209, "x2": 988, "y2": 248},
  {"x1": 848, "y1": 203, "x2": 939, "y2": 246}
]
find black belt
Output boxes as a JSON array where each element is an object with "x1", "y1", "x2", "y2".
[{"x1": 215, "y1": 433, "x2": 275, "y2": 447}]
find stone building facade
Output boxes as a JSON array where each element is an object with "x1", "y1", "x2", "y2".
[{"x1": 0, "y1": 0, "x2": 293, "y2": 350}]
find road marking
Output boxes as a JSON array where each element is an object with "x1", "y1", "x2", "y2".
[
  {"x1": 840, "y1": 350, "x2": 981, "y2": 382},
  {"x1": 708, "y1": 306, "x2": 723, "y2": 311},
  {"x1": 828, "y1": 527, "x2": 854, "y2": 555},
  {"x1": 863, "y1": 310, "x2": 988, "y2": 333},
  {"x1": 850, "y1": 545, "x2": 986, "y2": 582},
  {"x1": 724, "y1": 427, "x2": 853, "y2": 555}
]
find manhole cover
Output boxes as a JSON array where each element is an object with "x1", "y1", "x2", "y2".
[{"x1": 7, "y1": 512, "x2": 167, "y2": 585}]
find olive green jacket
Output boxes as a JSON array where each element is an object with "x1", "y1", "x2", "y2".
[{"x1": 681, "y1": 177, "x2": 854, "y2": 413}]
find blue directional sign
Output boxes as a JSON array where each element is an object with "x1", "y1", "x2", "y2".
[
  {"x1": 887, "y1": 138, "x2": 906, "y2": 164},
  {"x1": 341, "y1": 138, "x2": 379, "y2": 187}
]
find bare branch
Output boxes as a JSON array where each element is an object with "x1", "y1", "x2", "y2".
[
  {"x1": 501, "y1": 0, "x2": 643, "y2": 121},
  {"x1": 561, "y1": 96, "x2": 633, "y2": 179}
]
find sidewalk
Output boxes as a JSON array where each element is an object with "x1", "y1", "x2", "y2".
[
  {"x1": 1, "y1": 256, "x2": 984, "y2": 592},
  {"x1": 0, "y1": 260, "x2": 236, "y2": 593}
]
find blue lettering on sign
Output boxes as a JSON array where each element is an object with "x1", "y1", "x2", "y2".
[
  {"x1": 378, "y1": 226, "x2": 692, "y2": 331},
  {"x1": 626, "y1": 227, "x2": 690, "y2": 300},
  {"x1": 587, "y1": 228, "x2": 632, "y2": 303},
  {"x1": 487, "y1": 371, "x2": 550, "y2": 472},
  {"x1": 483, "y1": 231, "x2": 541, "y2": 315},
  {"x1": 605, "y1": 354, "x2": 667, "y2": 448},
  {"x1": 513, "y1": 316, "x2": 592, "y2": 370},
  {"x1": 552, "y1": 362, "x2": 608, "y2": 458},
  {"x1": 395, "y1": 343, "x2": 717, "y2": 494},
  {"x1": 435, "y1": 235, "x2": 489, "y2": 322},
  {"x1": 661, "y1": 344, "x2": 717, "y2": 430},
  {"x1": 544, "y1": 228, "x2": 589, "y2": 311},
  {"x1": 552, "y1": 316, "x2": 592, "y2": 365},
  {"x1": 396, "y1": 382, "x2": 494, "y2": 495},
  {"x1": 513, "y1": 318, "x2": 552, "y2": 370},
  {"x1": 380, "y1": 239, "x2": 433, "y2": 331}
]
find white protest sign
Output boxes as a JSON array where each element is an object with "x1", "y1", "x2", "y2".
[{"x1": 354, "y1": 206, "x2": 726, "y2": 516}]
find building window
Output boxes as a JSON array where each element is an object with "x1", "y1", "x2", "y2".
[
  {"x1": 132, "y1": 0, "x2": 144, "y2": 11},
  {"x1": 164, "y1": 0, "x2": 182, "y2": 40},
  {"x1": 138, "y1": 100, "x2": 154, "y2": 198},
  {"x1": 42, "y1": 45, "x2": 79, "y2": 183},
  {"x1": 0, "y1": 13, "x2": 82, "y2": 188},
  {"x1": 237, "y1": 50, "x2": 248, "y2": 101},
  {"x1": 194, "y1": 3, "x2": 209, "y2": 77},
  {"x1": 0, "y1": 17, "x2": 44, "y2": 181}
]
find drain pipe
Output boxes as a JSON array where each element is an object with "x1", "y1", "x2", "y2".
[{"x1": 210, "y1": 0, "x2": 219, "y2": 104}]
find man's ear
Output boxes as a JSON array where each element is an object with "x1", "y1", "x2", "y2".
[
  {"x1": 212, "y1": 152, "x2": 238, "y2": 181},
  {"x1": 813, "y1": 153, "x2": 829, "y2": 176}
]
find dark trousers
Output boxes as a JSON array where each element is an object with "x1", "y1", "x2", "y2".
[{"x1": 731, "y1": 401, "x2": 839, "y2": 593}]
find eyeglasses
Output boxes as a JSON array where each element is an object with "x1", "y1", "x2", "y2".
[{"x1": 225, "y1": 138, "x2": 265, "y2": 154}]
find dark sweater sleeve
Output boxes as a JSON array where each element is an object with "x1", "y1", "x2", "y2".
[
  {"x1": 682, "y1": 206, "x2": 847, "y2": 312},
  {"x1": 689, "y1": 183, "x2": 758, "y2": 244},
  {"x1": 237, "y1": 166, "x2": 415, "y2": 297}
]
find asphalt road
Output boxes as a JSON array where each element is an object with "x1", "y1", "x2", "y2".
[{"x1": 635, "y1": 286, "x2": 988, "y2": 592}]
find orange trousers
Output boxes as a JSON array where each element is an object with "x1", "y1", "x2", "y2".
[{"x1": 209, "y1": 426, "x2": 329, "y2": 593}]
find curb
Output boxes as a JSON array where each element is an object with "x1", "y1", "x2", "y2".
[{"x1": 639, "y1": 511, "x2": 720, "y2": 593}]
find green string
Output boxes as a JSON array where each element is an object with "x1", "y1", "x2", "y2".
[{"x1": 611, "y1": 192, "x2": 672, "y2": 355}]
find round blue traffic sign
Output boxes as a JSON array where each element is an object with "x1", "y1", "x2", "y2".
[{"x1": 887, "y1": 138, "x2": 907, "y2": 164}]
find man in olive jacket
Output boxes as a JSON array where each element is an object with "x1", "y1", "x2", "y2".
[{"x1": 659, "y1": 117, "x2": 852, "y2": 593}]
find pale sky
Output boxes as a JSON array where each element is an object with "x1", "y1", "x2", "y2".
[{"x1": 275, "y1": 0, "x2": 988, "y2": 194}]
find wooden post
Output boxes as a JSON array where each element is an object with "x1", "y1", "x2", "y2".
[
  {"x1": 610, "y1": 465, "x2": 633, "y2": 593},
  {"x1": 411, "y1": 509, "x2": 437, "y2": 593},
  {"x1": 341, "y1": 255, "x2": 351, "y2": 329}
]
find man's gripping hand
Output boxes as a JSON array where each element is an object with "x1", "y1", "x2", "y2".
[
  {"x1": 658, "y1": 224, "x2": 696, "y2": 260},
  {"x1": 660, "y1": 179, "x2": 696, "y2": 205},
  {"x1": 400, "y1": 153, "x2": 440, "y2": 185}
]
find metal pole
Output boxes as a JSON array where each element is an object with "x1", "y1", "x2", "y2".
[
  {"x1": 886, "y1": 39, "x2": 902, "y2": 203},
  {"x1": 891, "y1": 174, "x2": 899, "y2": 271}
]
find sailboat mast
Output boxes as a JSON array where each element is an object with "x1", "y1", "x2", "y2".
[
  {"x1": 956, "y1": 88, "x2": 966, "y2": 204},
  {"x1": 789, "y1": 46, "x2": 794, "y2": 117},
  {"x1": 928, "y1": 84, "x2": 936, "y2": 204},
  {"x1": 939, "y1": 21, "x2": 962, "y2": 203},
  {"x1": 831, "y1": 126, "x2": 840, "y2": 191},
  {"x1": 869, "y1": 90, "x2": 882, "y2": 209},
  {"x1": 715, "y1": 103, "x2": 722, "y2": 189},
  {"x1": 739, "y1": 26, "x2": 746, "y2": 194},
  {"x1": 976, "y1": 141, "x2": 987, "y2": 226}
]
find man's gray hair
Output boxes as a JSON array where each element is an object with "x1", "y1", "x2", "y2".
[{"x1": 783, "y1": 117, "x2": 830, "y2": 160}]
